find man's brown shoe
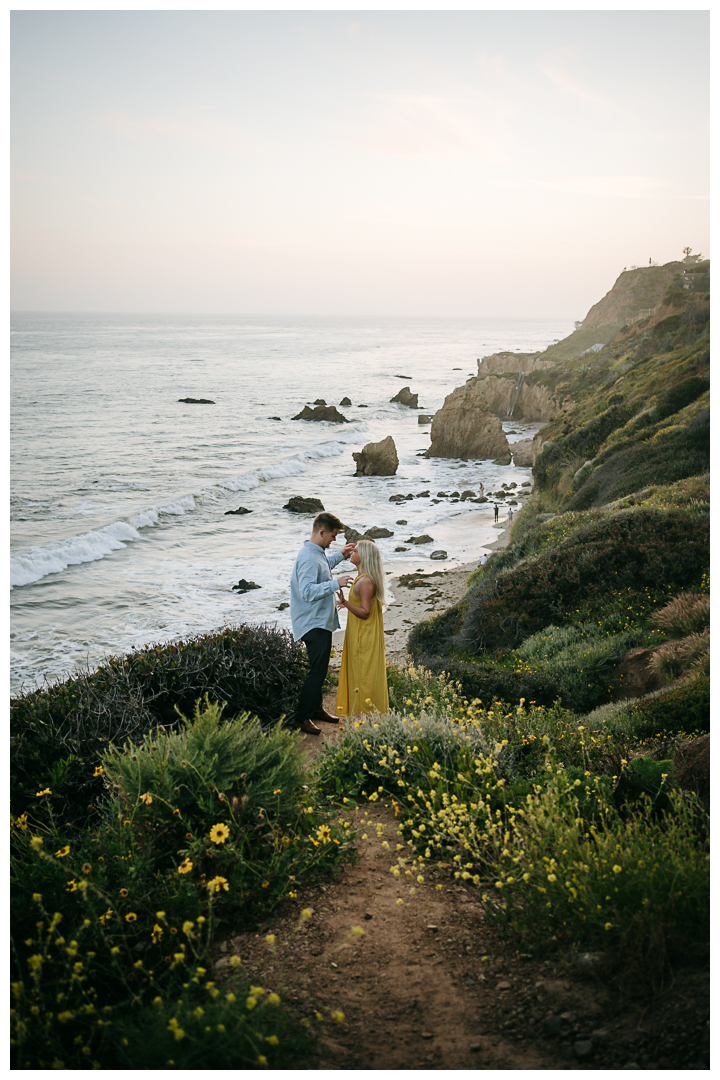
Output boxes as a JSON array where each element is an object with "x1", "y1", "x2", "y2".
[
  {"x1": 299, "y1": 718, "x2": 322, "y2": 735},
  {"x1": 312, "y1": 709, "x2": 340, "y2": 724}
]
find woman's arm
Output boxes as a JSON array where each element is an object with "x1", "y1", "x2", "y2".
[{"x1": 337, "y1": 575, "x2": 375, "y2": 619}]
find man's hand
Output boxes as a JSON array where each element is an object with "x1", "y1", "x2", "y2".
[
  {"x1": 337, "y1": 573, "x2": 354, "y2": 588},
  {"x1": 340, "y1": 543, "x2": 356, "y2": 558}
]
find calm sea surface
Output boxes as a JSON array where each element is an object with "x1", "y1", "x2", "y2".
[{"x1": 10, "y1": 313, "x2": 573, "y2": 694}]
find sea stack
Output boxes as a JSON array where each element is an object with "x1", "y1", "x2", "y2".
[{"x1": 426, "y1": 384, "x2": 510, "y2": 460}]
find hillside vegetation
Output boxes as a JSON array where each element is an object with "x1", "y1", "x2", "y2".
[{"x1": 408, "y1": 257, "x2": 710, "y2": 721}]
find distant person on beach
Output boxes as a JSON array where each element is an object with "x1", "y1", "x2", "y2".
[
  {"x1": 290, "y1": 513, "x2": 356, "y2": 735},
  {"x1": 335, "y1": 539, "x2": 389, "y2": 718},
  {"x1": 508, "y1": 508, "x2": 514, "y2": 523},
  {"x1": 494, "y1": 504, "x2": 499, "y2": 522}
]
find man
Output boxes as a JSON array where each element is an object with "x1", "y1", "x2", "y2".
[
  {"x1": 494, "y1": 503, "x2": 499, "y2": 522},
  {"x1": 290, "y1": 512, "x2": 356, "y2": 735}
]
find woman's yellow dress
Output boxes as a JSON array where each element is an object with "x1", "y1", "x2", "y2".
[{"x1": 336, "y1": 575, "x2": 389, "y2": 717}]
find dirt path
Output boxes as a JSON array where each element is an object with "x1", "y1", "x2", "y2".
[{"x1": 215, "y1": 704, "x2": 708, "y2": 1070}]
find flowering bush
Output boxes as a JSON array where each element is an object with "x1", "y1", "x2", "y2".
[{"x1": 10, "y1": 700, "x2": 353, "y2": 1068}]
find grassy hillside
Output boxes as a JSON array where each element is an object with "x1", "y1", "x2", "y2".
[{"x1": 407, "y1": 261, "x2": 710, "y2": 723}]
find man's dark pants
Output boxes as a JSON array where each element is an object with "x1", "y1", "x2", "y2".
[{"x1": 295, "y1": 627, "x2": 332, "y2": 725}]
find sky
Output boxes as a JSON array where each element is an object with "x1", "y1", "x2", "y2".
[{"x1": 10, "y1": 9, "x2": 710, "y2": 318}]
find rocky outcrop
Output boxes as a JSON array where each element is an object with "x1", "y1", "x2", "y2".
[
  {"x1": 426, "y1": 385, "x2": 510, "y2": 460},
  {"x1": 406, "y1": 534, "x2": 433, "y2": 545},
  {"x1": 418, "y1": 414, "x2": 432, "y2": 424},
  {"x1": 353, "y1": 435, "x2": 399, "y2": 476},
  {"x1": 178, "y1": 397, "x2": 215, "y2": 404},
  {"x1": 292, "y1": 405, "x2": 348, "y2": 422},
  {"x1": 224, "y1": 507, "x2": 252, "y2": 515},
  {"x1": 313, "y1": 398, "x2": 327, "y2": 405},
  {"x1": 430, "y1": 550, "x2": 448, "y2": 560},
  {"x1": 340, "y1": 397, "x2": 352, "y2": 406},
  {"x1": 460, "y1": 375, "x2": 563, "y2": 422},
  {"x1": 391, "y1": 386, "x2": 418, "y2": 408},
  {"x1": 511, "y1": 439, "x2": 534, "y2": 467},
  {"x1": 283, "y1": 496, "x2": 324, "y2": 514},
  {"x1": 476, "y1": 351, "x2": 555, "y2": 377}
]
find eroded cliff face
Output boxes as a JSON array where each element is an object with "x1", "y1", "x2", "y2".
[
  {"x1": 426, "y1": 384, "x2": 510, "y2": 460},
  {"x1": 582, "y1": 262, "x2": 683, "y2": 329},
  {"x1": 463, "y1": 375, "x2": 565, "y2": 422}
]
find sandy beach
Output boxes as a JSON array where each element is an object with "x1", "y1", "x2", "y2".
[{"x1": 330, "y1": 518, "x2": 512, "y2": 669}]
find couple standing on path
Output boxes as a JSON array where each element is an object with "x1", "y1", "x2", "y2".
[{"x1": 290, "y1": 512, "x2": 389, "y2": 736}]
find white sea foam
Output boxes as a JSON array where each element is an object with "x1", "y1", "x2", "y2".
[{"x1": 10, "y1": 521, "x2": 142, "y2": 588}]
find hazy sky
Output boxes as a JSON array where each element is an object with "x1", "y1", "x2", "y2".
[{"x1": 11, "y1": 10, "x2": 709, "y2": 318}]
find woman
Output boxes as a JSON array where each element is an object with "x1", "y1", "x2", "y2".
[{"x1": 335, "y1": 539, "x2": 389, "y2": 717}]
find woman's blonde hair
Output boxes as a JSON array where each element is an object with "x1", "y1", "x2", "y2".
[{"x1": 356, "y1": 539, "x2": 385, "y2": 605}]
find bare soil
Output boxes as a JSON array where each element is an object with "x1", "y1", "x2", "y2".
[{"x1": 214, "y1": 707, "x2": 709, "y2": 1071}]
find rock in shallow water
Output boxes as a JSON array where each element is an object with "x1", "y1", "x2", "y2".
[
  {"x1": 283, "y1": 496, "x2": 324, "y2": 513},
  {"x1": 224, "y1": 506, "x2": 252, "y2": 515},
  {"x1": 232, "y1": 579, "x2": 261, "y2": 593},
  {"x1": 430, "y1": 550, "x2": 448, "y2": 560},
  {"x1": 353, "y1": 435, "x2": 399, "y2": 476},
  {"x1": 292, "y1": 405, "x2": 347, "y2": 423}
]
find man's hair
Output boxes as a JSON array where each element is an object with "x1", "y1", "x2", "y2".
[{"x1": 312, "y1": 512, "x2": 344, "y2": 533}]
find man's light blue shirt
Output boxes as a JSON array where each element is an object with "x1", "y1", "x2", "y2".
[{"x1": 290, "y1": 540, "x2": 346, "y2": 640}]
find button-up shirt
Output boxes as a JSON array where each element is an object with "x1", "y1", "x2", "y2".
[{"x1": 290, "y1": 540, "x2": 346, "y2": 640}]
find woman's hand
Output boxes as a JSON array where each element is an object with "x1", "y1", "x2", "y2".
[{"x1": 336, "y1": 587, "x2": 347, "y2": 609}]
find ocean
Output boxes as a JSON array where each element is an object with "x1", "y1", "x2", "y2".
[{"x1": 10, "y1": 312, "x2": 574, "y2": 696}]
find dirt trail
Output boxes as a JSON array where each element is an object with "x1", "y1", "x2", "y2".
[{"x1": 215, "y1": 700, "x2": 709, "y2": 1070}]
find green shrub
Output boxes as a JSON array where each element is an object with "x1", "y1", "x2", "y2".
[
  {"x1": 11, "y1": 624, "x2": 308, "y2": 829},
  {"x1": 414, "y1": 656, "x2": 562, "y2": 709},
  {"x1": 624, "y1": 676, "x2": 709, "y2": 739},
  {"x1": 490, "y1": 773, "x2": 709, "y2": 987},
  {"x1": 11, "y1": 700, "x2": 353, "y2": 1069}
]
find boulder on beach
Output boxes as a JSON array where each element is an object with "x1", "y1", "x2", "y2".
[
  {"x1": 292, "y1": 405, "x2": 348, "y2": 422},
  {"x1": 391, "y1": 386, "x2": 419, "y2": 408},
  {"x1": 232, "y1": 579, "x2": 261, "y2": 593},
  {"x1": 406, "y1": 534, "x2": 433, "y2": 545},
  {"x1": 353, "y1": 435, "x2": 399, "y2": 476},
  {"x1": 459, "y1": 490, "x2": 476, "y2": 501},
  {"x1": 278, "y1": 602, "x2": 289, "y2": 610},
  {"x1": 340, "y1": 396, "x2": 352, "y2": 406},
  {"x1": 224, "y1": 507, "x2": 252, "y2": 515},
  {"x1": 426, "y1": 384, "x2": 510, "y2": 460},
  {"x1": 511, "y1": 439, "x2": 534, "y2": 467},
  {"x1": 430, "y1": 550, "x2": 448, "y2": 560},
  {"x1": 415, "y1": 490, "x2": 430, "y2": 498},
  {"x1": 395, "y1": 519, "x2": 407, "y2": 524},
  {"x1": 283, "y1": 496, "x2": 325, "y2": 514},
  {"x1": 395, "y1": 546, "x2": 409, "y2": 552},
  {"x1": 178, "y1": 397, "x2": 215, "y2": 404}
]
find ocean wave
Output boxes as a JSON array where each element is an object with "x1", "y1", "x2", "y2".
[
  {"x1": 219, "y1": 430, "x2": 366, "y2": 492},
  {"x1": 10, "y1": 434, "x2": 367, "y2": 588},
  {"x1": 10, "y1": 521, "x2": 142, "y2": 588}
]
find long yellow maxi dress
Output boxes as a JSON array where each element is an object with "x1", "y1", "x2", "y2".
[{"x1": 336, "y1": 575, "x2": 389, "y2": 717}]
